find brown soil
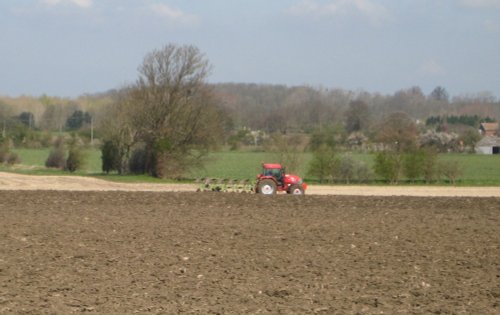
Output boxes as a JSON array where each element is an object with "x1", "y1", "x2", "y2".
[{"x1": 0, "y1": 190, "x2": 498, "y2": 314}]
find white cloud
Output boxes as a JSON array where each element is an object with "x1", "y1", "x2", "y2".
[
  {"x1": 353, "y1": 0, "x2": 390, "y2": 20},
  {"x1": 150, "y1": 3, "x2": 200, "y2": 26},
  {"x1": 459, "y1": 0, "x2": 500, "y2": 8},
  {"x1": 288, "y1": 0, "x2": 390, "y2": 24},
  {"x1": 288, "y1": 0, "x2": 321, "y2": 15},
  {"x1": 419, "y1": 59, "x2": 446, "y2": 76},
  {"x1": 151, "y1": 4, "x2": 184, "y2": 19},
  {"x1": 41, "y1": 0, "x2": 93, "y2": 9},
  {"x1": 72, "y1": 0, "x2": 92, "y2": 8}
]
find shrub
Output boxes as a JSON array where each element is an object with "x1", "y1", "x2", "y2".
[
  {"x1": 0, "y1": 137, "x2": 9, "y2": 163},
  {"x1": 45, "y1": 137, "x2": 66, "y2": 169},
  {"x1": 421, "y1": 149, "x2": 438, "y2": 183},
  {"x1": 355, "y1": 162, "x2": 374, "y2": 183},
  {"x1": 153, "y1": 152, "x2": 188, "y2": 179},
  {"x1": 307, "y1": 144, "x2": 336, "y2": 183},
  {"x1": 6, "y1": 152, "x2": 21, "y2": 165},
  {"x1": 45, "y1": 147, "x2": 66, "y2": 169},
  {"x1": 129, "y1": 147, "x2": 147, "y2": 174},
  {"x1": 101, "y1": 140, "x2": 120, "y2": 174},
  {"x1": 346, "y1": 132, "x2": 369, "y2": 151},
  {"x1": 374, "y1": 151, "x2": 403, "y2": 184},
  {"x1": 403, "y1": 150, "x2": 426, "y2": 182},
  {"x1": 65, "y1": 148, "x2": 85, "y2": 173},
  {"x1": 0, "y1": 137, "x2": 21, "y2": 165},
  {"x1": 335, "y1": 154, "x2": 355, "y2": 184},
  {"x1": 439, "y1": 160, "x2": 462, "y2": 184},
  {"x1": 334, "y1": 154, "x2": 373, "y2": 184},
  {"x1": 419, "y1": 130, "x2": 459, "y2": 152},
  {"x1": 0, "y1": 148, "x2": 8, "y2": 163}
]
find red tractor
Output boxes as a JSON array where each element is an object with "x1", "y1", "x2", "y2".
[{"x1": 255, "y1": 163, "x2": 307, "y2": 195}]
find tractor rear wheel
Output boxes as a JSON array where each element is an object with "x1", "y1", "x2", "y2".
[
  {"x1": 288, "y1": 185, "x2": 304, "y2": 195},
  {"x1": 257, "y1": 179, "x2": 277, "y2": 195}
]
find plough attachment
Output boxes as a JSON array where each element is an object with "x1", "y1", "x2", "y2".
[{"x1": 195, "y1": 178, "x2": 254, "y2": 193}]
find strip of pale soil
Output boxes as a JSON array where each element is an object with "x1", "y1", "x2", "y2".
[{"x1": 1, "y1": 172, "x2": 499, "y2": 197}]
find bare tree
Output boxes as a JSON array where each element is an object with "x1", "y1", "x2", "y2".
[
  {"x1": 267, "y1": 133, "x2": 306, "y2": 174},
  {"x1": 127, "y1": 44, "x2": 222, "y2": 178},
  {"x1": 100, "y1": 89, "x2": 139, "y2": 174},
  {"x1": 307, "y1": 144, "x2": 337, "y2": 183},
  {"x1": 0, "y1": 100, "x2": 13, "y2": 138},
  {"x1": 429, "y1": 86, "x2": 449, "y2": 102},
  {"x1": 345, "y1": 100, "x2": 371, "y2": 133},
  {"x1": 376, "y1": 112, "x2": 418, "y2": 151}
]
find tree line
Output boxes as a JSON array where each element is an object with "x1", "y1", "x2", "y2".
[{"x1": 0, "y1": 43, "x2": 499, "y2": 178}]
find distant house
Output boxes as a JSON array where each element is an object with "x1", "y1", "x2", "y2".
[
  {"x1": 475, "y1": 136, "x2": 500, "y2": 154},
  {"x1": 479, "y1": 122, "x2": 499, "y2": 136}
]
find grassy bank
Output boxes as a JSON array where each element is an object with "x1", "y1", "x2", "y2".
[{"x1": 5, "y1": 148, "x2": 500, "y2": 185}]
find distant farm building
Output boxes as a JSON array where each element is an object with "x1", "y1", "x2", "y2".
[
  {"x1": 475, "y1": 136, "x2": 500, "y2": 154},
  {"x1": 479, "y1": 122, "x2": 499, "y2": 137}
]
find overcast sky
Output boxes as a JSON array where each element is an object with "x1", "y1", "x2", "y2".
[{"x1": 1, "y1": 0, "x2": 499, "y2": 98}]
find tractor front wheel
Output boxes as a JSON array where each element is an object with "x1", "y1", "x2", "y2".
[
  {"x1": 288, "y1": 185, "x2": 304, "y2": 195},
  {"x1": 257, "y1": 179, "x2": 277, "y2": 195}
]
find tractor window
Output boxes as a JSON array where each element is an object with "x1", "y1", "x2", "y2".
[
  {"x1": 272, "y1": 169, "x2": 284, "y2": 183},
  {"x1": 263, "y1": 168, "x2": 281, "y2": 179},
  {"x1": 271, "y1": 169, "x2": 280, "y2": 178}
]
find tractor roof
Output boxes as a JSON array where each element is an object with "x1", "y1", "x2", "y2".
[{"x1": 263, "y1": 163, "x2": 282, "y2": 169}]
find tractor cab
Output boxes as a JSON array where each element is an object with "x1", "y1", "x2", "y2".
[
  {"x1": 256, "y1": 163, "x2": 307, "y2": 195},
  {"x1": 262, "y1": 163, "x2": 284, "y2": 184}
]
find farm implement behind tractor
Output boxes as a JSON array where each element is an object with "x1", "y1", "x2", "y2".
[
  {"x1": 195, "y1": 163, "x2": 307, "y2": 195},
  {"x1": 196, "y1": 178, "x2": 255, "y2": 193}
]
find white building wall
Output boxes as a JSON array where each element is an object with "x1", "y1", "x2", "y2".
[{"x1": 476, "y1": 146, "x2": 492, "y2": 154}]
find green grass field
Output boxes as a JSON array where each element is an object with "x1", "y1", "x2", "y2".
[
  {"x1": 4, "y1": 148, "x2": 500, "y2": 185},
  {"x1": 189, "y1": 151, "x2": 313, "y2": 180},
  {"x1": 8, "y1": 148, "x2": 102, "y2": 174},
  {"x1": 438, "y1": 154, "x2": 500, "y2": 184}
]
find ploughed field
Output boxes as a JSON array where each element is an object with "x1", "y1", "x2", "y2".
[{"x1": 0, "y1": 191, "x2": 498, "y2": 314}]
